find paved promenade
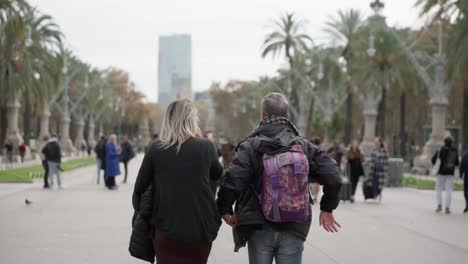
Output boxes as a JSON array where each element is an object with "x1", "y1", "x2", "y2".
[{"x1": 0, "y1": 155, "x2": 467, "y2": 264}]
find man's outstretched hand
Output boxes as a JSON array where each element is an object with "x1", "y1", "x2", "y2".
[
  {"x1": 319, "y1": 211, "x2": 341, "y2": 233},
  {"x1": 222, "y1": 213, "x2": 237, "y2": 227}
]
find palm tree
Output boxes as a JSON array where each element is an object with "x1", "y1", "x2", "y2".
[
  {"x1": 262, "y1": 12, "x2": 312, "y2": 124},
  {"x1": 416, "y1": 0, "x2": 468, "y2": 152},
  {"x1": 262, "y1": 12, "x2": 312, "y2": 69},
  {"x1": 324, "y1": 9, "x2": 363, "y2": 145},
  {"x1": 20, "y1": 7, "x2": 62, "y2": 143},
  {"x1": 0, "y1": 0, "x2": 30, "y2": 146}
]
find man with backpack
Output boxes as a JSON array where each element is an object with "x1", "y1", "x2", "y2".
[
  {"x1": 217, "y1": 93, "x2": 342, "y2": 264},
  {"x1": 432, "y1": 136, "x2": 460, "y2": 214},
  {"x1": 95, "y1": 136, "x2": 107, "y2": 185}
]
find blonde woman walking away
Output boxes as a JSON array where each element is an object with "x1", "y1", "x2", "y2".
[{"x1": 131, "y1": 99, "x2": 223, "y2": 264}]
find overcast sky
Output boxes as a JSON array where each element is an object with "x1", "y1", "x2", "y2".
[{"x1": 30, "y1": 0, "x2": 425, "y2": 102}]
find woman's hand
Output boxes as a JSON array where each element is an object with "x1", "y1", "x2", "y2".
[{"x1": 222, "y1": 213, "x2": 237, "y2": 227}]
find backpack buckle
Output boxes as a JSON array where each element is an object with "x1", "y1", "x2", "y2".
[
  {"x1": 294, "y1": 163, "x2": 302, "y2": 175},
  {"x1": 271, "y1": 176, "x2": 280, "y2": 189}
]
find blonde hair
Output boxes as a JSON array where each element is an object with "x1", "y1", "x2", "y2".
[{"x1": 159, "y1": 99, "x2": 200, "y2": 153}]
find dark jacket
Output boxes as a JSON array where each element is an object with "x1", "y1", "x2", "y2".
[
  {"x1": 217, "y1": 122, "x2": 342, "y2": 251},
  {"x1": 432, "y1": 145, "x2": 460, "y2": 176},
  {"x1": 95, "y1": 139, "x2": 106, "y2": 160},
  {"x1": 42, "y1": 140, "x2": 61, "y2": 163},
  {"x1": 106, "y1": 143, "x2": 121, "y2": 177},
  {"x1": 121, "y1": 141, "x2": 135, "y2": 162},
  {"x1": 133, "y1": 138, "x2": 223, "y2": 242},
  {"x1": 129, "y1": 185, "x2": 154, "y2": 263},
  {"x1": 460, "y1": 152, "x2": 468, "y2": 179}
]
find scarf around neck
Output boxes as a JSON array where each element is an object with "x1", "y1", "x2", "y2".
[{"x1": 257, "y1": 115, "x2": 300, "y2": 136}]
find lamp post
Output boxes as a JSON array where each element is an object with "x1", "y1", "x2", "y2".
[{"x1": 367, "y1": 0, "x2": 390, "y2": 140}]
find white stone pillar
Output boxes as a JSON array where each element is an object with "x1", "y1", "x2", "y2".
[
  {"x1": 359, "y1": 94, "x2": 380, "y2": 158},
  {"x1": 413, "y1": 98, "x2": 448, "y2": 174},
  {"x1": 60, "y1": 113, "x2": 75, "y2": 155},
  {"x1": 73, "y1": 116, "x2": 85, "y2": 151},
  {"x1": 87, "y1": 116, "x2": 96, "y2": 149},
  {"x1": 39, "y1": 105, "x2": 50, "y2": 141},
  {"x1": 360, "y1": 109, "x2": 378, "y2": 158},
  {"x1": 6, "y1": 100, "x2": 24, "y2": 159},
  {"x1": 138, "y1": 118, "x2": 150, "y2": 150}
]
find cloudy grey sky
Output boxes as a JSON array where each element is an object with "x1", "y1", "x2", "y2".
[{"x1": 30, "y1": 0, "x2": 425, "y2": 102}]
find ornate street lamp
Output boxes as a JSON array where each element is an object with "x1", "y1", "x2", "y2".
[
  {"x1": 317, "y1": 63, "x2": 324, "y2": 81},
  {"x1": 25, "y1": 26, "x2": 33, "y2": 47},
  {"x1": 370, "y1": 0, "x2": 385, "y2": 16}
]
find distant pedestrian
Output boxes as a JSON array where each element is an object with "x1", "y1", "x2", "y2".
[
  {"x1": 40, "y1": 136, "x2": 50, "y2": 189},
  {"x1": 367, "y1": 137, "x2": 389, "y2": 201},
  {"x1": 347, "y1": 140, "x2": 364, "y2": 203},
  {"x1": 460, "y1": 150, "x2": 468, "y2": 213},
  {"x1": 220, "y1": 140, "x2": 235, "y2": 171},
  {"x1": 18, "y1": 143, "x2": 26, "y2": 163},
  {"x1": 432, "y1": 136, "x2": 460, "y2": 214},
  {"x1": 328, "y1": 139, "x2": 345, "y2": 169},
  {"x1": 94, "y1": 136, "x2": 107, "y2": 184},
  {"x1": 312, "y1": 136, "x2": 322, "y2": 147},
  {"x1": 131, "y1": 99, "x2": 223, "y2": 264},
  {"x1": 4, "y1": 140, "x2": 13, "y2": 164},
  {"x1": 105, "y1": 134, "x2": 120, "y2": 190},
  {"x1": 87, "y1": 144, "x2": 92, "y2": 156},
  {"x1": 145, "y1": 134, "x2": 159, "y2": 153},
  {"x1": 42, "y1": 135, "x2": 62, "y2": 189},
  {"x1": 80, "y1": 142, "x2": 87, "y2": 156},
  {"x1": 121, "y1": 136, "x2": 135, "y2": 183}
]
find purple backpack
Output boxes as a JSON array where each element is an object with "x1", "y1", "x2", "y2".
[{"x1": 259, "y1": 145, "x2": 310, "y2": 223}]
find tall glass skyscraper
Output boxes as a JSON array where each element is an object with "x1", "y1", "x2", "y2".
[{"x1": 158, "y1": 34, "x2": 192, "y2": 107}]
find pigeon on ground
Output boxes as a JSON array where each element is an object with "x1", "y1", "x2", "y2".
[{"x1": 25, "y1": 199, "x2": 32, "y2": 205}]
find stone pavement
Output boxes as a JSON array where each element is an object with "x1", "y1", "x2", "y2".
[{"x1": 0, "y1": 154, "x2": 467, "y2": 264}]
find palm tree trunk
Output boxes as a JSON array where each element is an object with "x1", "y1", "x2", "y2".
[
  {"x1": 0, "y1": 106, "x2": 6, "y2": 147},
  {"x1": 377, "y1": 67, "x2": 387, "y2": 138},
  {"x1": 344, "y1": 85, "x2": 353, "y2": 145},
  {"x1": 463, "y1": 81, "x2": 468, "y2": 153},
  {"x1": 23, "y1": 95, "x2": 31, "y2": 144},
  {"x1": 306, "y1": 96, "x2": 315, "y2": 138},
  {"x1": 399, "y1": 92, "x2": 407, "y2": 158}
]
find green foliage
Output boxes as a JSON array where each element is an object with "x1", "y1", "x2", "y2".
[
  {"x1": 0, "y1": 156, "x2": 96, "y2": 182},
  {"x1": 402, "y1": 176, "x2": 464, "y2": 190}
]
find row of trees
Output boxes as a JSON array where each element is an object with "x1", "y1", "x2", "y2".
[
  {"x1": 0, "y1": 1, "x2": 155, "y2": 156},
  {"x1": 210, "y1": 1, "x2": 468, "y2": 160}
]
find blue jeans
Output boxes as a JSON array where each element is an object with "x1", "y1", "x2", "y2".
[
  {"x1": 97, "y1": 159, "x2": 102, "y2": 184},
  {"x1": 48, "y1": 161, "x2": 62, "y2": 188},
  {"x1": 248, "y1": 228, "x2": 304, "y2": 264}
]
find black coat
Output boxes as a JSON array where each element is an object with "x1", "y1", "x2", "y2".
[
  {"x1": 129, "y1": 185, "x2": 154, "y2": 263},
  {"x1": 460, "y1": 152, "x2": 468, "y2": 179},
  {"x1": 133, "y1": 138, "x2": 223, "y2": 242},
  {"x1": 42, "y1": 141, "x2": 61, "y2": 163},
  {"x1": 432, "y1": 145, "x2": 460, "y2": 176},
  {"x1": 121, "y1": 142, "x2": 135, "y2": 162},
  {"x1": 217, "y1": 122, "x2": 342, "y2": 251}
]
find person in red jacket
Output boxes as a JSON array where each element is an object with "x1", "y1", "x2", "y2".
[{"x1": 18, "y1": 143, "x2": 27, "y2": 163}]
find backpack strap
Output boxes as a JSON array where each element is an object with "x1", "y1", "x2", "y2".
[{"x1": 263, "y1": 156, "x2": 281, "y2": 220}]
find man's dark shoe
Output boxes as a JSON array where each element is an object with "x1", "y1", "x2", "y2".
[{"x1": 464, "y1": 207, "x2": 468, "y2": 214}]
